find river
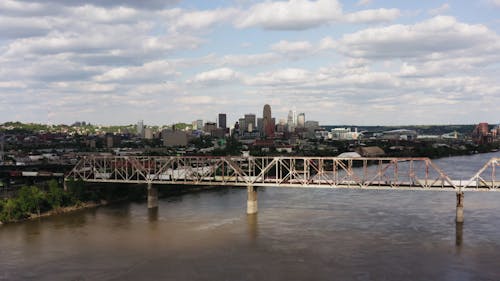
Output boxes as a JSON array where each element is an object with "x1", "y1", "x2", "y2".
[{"x1": 1, "y1": 152, "x2": 499, "y2": 280}]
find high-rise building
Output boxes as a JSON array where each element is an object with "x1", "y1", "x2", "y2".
[
  {"x1": 277, "y1": 119, "x2": 287, "y2": 133},
  {"x1": 287, "y1": 110, "x2": 295, "y2": 132},
  {"x1": 257, "y1": 118, "x2": 264, "y2": 133},
  {"x1": 239, "y1": 118, "x2": 246, "y2": 133},
  {"x1": 218, "y1": 113, "x2": 227, "y2": 129},
  {"x1": 137, "y1": 120, "x2": 144, "y2": 138},
  {"x1": 262, "y1": 104, "x2": 275, "y2": 137},
  {"x1": 244, "y1": 114, "x2": 256, "y2": 132},
  {"x1": 297, "y1": 113, "x2": 305, "y2": 128}
]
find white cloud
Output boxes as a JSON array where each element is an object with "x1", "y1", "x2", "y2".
[
  {"x1": 318, "y1": 36, "x2": 336, "y2": 50},
  {"x1": 94, "y1": 60, "x2": 179, "y2": 83},
  {"x1": 270, "y1": 40, "x2": 314, "y2": 55},
  {"x1": 247, "y1": 68, "x2": 311, "y2": 85},
  {"x1": 16, "y1": 0, "x2": 180, "y2": 9},
  {"x1": 0, "y1": 16, "x2": 52, "y2": 38},
  {"x1": 235, "y1": 0, "x2": 399, "y2": 30},
  {"x1": 174, "y1": 96, "x2": 215, "y2": 105},
  {"x1": 220, "y1": 53, "x2": 281, "y2": 67},
  {"x1": 70, "y1": 5, "x2": 140, "y2": 23},
  {"x1": 171, "y1": 8, "x2": 238, "y2": 31},
  {"x1": 0, "y1": 81, "x2": 27, "y2": 89},
  {"x1": 192, "y1": 68, "x2": 241, "y2": 84},
  {"x1": 428, "y1": 3, "x2": 450, "y2": 16},
  {"x1": 235, "y1": 0, "x2": 343, "y2": 30},
  {"x1": 343, "y1": 8, "x2": 400, "y2": 24},
  {"x1": 491, "y1": 0, "x2": 500, "y2": 7},
  {"x1": 335, "y1": 16, "x2": 500, "y2": 59}
]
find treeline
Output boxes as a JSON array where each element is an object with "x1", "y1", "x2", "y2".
[{"x1": 0, "y1": 180, "x2": 143, "y2": 223}]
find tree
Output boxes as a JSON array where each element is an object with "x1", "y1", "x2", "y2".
[
  {"x1": 46, "y1": 180, "x2": 64, "y2": 209},
  {"x1": 0, "y1": 198, "x2": 24, "y2": 222},
  {"x1": 17, "y1": 186, "x2": 46, "y2": 216}
]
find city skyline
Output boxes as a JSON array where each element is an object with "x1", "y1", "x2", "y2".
[{"x1": 1, "y1": 0, "x2": 499, "y2": 126}]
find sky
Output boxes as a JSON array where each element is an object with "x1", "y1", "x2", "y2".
[{"x1": 0, "y1": 0, "x2": 499, "y2": 126}]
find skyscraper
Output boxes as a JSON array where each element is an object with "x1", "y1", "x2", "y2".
[
  {"x1": 218, "y1": 113, "x2": 227, "y2": 129},
  {"x1": 297, "y1": 113, "x2": 305, "y2": 128},
  {"x1": 287, "y1": 110, "x2": 295, "y2": 132},
  {"x1": 262, "y1": 104, "x2": 275, "y2": 137},
  {"x1": 244, "y1": 114, "x2": 256, "y2": 132},
  {"x1": 137, "y1": 120, "x2": 144, "y2": 138}
]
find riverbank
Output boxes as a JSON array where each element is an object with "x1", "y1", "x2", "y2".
[
  {"x1": 0, "y1": 200, "x2": 106, "y2": 225},
  {"x1": 0, "y1": 183, "x2": 221, "y2": 225}
]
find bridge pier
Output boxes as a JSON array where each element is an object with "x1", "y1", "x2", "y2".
[
  {"x1": 147, "y1": 182, "x2": 158, "y2": 209},
  {"x1": 247, "y1": 185, "x2": 257, "y2": 215},
  {"x1": 456, "y1": 191, "x2": 464, "y2": 223}
]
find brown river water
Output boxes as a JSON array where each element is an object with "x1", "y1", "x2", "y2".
[{"x1": 1, "y1": 152, "x2": 499, "y2": 280}]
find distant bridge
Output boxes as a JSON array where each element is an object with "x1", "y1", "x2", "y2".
[{"x1": 65, "y1": 156, "x2": 499, "y2": 222}]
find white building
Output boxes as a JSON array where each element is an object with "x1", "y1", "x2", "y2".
[{"x1": 329, "y1": 128, "x2": 359, "y2": 140}]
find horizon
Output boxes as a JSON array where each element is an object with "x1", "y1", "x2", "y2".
[{"x1": 1, "y1": 1, "x2": 499, "y2": 125}]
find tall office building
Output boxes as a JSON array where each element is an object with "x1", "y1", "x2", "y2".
[
  {"x1": 297, "y1": 113, "x2": 305, "y2": 128},
  {"x1": 137, "y1": 120, "x2": 144, "y2": 138},
  {"x1": 287, "y1": 110, "x2": 295, "y2": 132},
  {"x1": 218, "y1": 113, "x2": 227, "y2": 129},
  {"x1": 244, "y1": 114, "x2": 256, "y2": 132},
  {"x1": 257, "y1": 118, "x2": 264, "y2": 133},
  {"x1": 239, "y1": 118, "x2": 246, "y2": 133},
  {"x1": 262, "y1": 104, "x2": 275, "y2": 137}
]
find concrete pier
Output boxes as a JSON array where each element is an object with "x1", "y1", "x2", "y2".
[
  {"x1": 455, "y1": 221, "x2": 463, "y2": 246},
  {"x1": 147, "y1": 182, "x2": 158, "y2": 209},
  {"x1": 247, "y1": 185, "x2": 257, "y2": 214},
  {"x1": 456, "y1": 191, "x2": 464, "y2": 223}
]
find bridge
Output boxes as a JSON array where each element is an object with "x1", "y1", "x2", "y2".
[{"x1": 65, "y1": 156, "x2": 499, "y2": 223}]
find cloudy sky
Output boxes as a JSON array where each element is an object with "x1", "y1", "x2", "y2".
[{"x1": 1, "y1": 0, "x2": 499, "y2": 126}]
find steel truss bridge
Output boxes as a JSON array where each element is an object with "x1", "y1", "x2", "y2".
[
  {"x1": 65, "y1": 155, "x2": 499, "y2": 221},
  {"x1": 65, "y1": 156, "x2": 499, "y2": 190}
]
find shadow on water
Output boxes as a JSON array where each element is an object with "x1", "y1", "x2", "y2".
[
  {"x1": 246, "y1": 213, "x2": 258, "y2": 242},
  {"x1": 456, "y1": 222, "x2": 463, "y2": 248},
  {"x1": 148, "y1": 207, "x2": 158, "y2": 222}
]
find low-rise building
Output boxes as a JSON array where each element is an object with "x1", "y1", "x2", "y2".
[{"x1": 163, "y1": 131, "x2": 188, "y2": 147}]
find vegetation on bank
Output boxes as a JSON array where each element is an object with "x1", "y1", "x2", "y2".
[{"x1": 0, "y1": 179, "x2": 143, "y2": 224}]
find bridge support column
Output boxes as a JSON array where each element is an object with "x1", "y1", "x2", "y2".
[
  {"x1": 456, "y1": 191, "x2": 464, "y2": 223},
  {"x1": 247, "y1": 185, "x2": 257, "y2": 215},
  {"x1": 147, "y1": 182, "x2": 158, "y2": 209}
]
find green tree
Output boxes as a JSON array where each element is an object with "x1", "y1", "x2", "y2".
[
  {"x1": 0, "y1": 198, "x2": 25, "y2": 222},
  {"x1": 17, "y1": 186, "x2": 46, "y2": 216},
  {"x1": 46, "y1": 180, "x2": 64, "y2": 209},
  {"x1": 66, "y1": 179, "x2": 85, "y2": 202}
]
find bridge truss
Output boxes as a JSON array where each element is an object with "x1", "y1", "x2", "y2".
[
  {"x1": 464, "y1": 157, "x2": 500, "y2": 189},
  {"x1": 63, "y1": 155, "x2": 500, "y2": 190}
]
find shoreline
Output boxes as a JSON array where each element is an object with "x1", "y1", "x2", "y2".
[
  {"x1": 0, "y1": 200, "x2": 110, "y2": 226},
  {"x1": 1, "y1": 185, "x2": 219, "y2": 225}
]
